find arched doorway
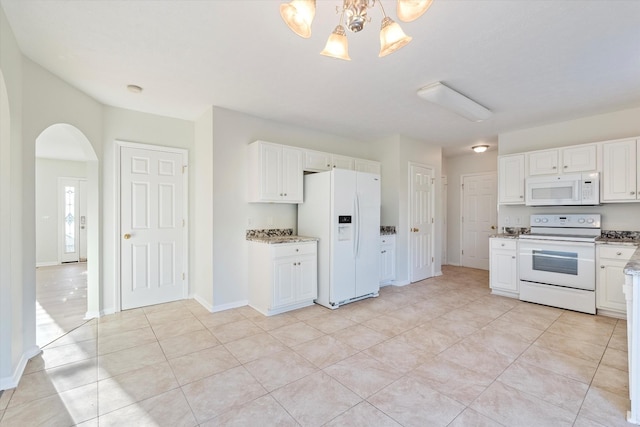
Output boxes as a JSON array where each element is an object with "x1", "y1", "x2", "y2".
[{"x1": 35, "y1": 124, "x2": 99, "y2": 345}]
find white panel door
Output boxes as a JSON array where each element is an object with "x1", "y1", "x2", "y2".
[
  {"x1": 462, "y1": 173, "x2": 497, "y2": 270},
  {"x1": 355, "y1": 172, "x2": 381, "y2": 297},
  {"x1": 59, "y1": 178, "x2": 82, "y2": 263},
  {"x1": 121, "y1": 146, "x2": 186, "y2": 310},
  {"x1": 409, "y1": 164, "x2": 434, "y2": 282}
]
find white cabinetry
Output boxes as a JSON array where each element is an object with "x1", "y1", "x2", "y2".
[
  {"x1": 597, "y1": 244, "x2": 635, "y2": 318},
  {"x1": 248, "y1": 141, "x2": 303, "y2": 203},
  {"x1": 498, "y1": 154, "x2": 525, "y2": 204},
  {"x1": 380, "y1": 235, "x2": 396, "y2": 284},
  {"x1": 355, "y1": 159, "x2": 381, "y2": 174},
  {"x1": 527, "y1": 145, "x2": 597, "y2": 176},
  {"x1": 601, "y1": 138, "x2": 639, "y2": 202},
  {"x1": 303, "y1": 149, "x2": 332, "y2": 172},
  {"x1": 490, "y1": 238, "x2": 518, "y2": 298},
  {"x1": 248, "y1": 241, "x2": 318, "y2": 316}
]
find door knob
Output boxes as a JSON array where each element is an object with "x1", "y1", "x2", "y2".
[
  {"x1": 123, "y1": 233, "x2": 131, "y2": 240},
  {"x1": 491, "y1": 225, "x2": 496, "y2": 230}
]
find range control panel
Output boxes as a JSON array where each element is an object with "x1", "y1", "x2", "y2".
[{"x1": 530, "y1": 214, "x2": 601, "y2": 228}]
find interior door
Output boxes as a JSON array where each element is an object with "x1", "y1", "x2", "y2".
[
  {"x1": 461, "y1": 173, "x2": 497, "y2": 270},
  {"x1": 59, "y1": 178, "x2": 82, "y2": 263},
  {"x1": 120, "y1": 145, "x2": 186, "y2": 310},
  {"x1": 409, "y1": 164, "x2": 434, "y2": 282}
]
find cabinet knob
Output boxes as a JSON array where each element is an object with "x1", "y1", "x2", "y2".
[
  {"x1": 601, "y1": 265, "x2": 605, "y2": 269},
  {"x1": 295, "y1": 248, "x2": 299, "y2": 252},
  {"x1": 501, "y1": 243, "x2": 505, "y2": 247},
  {"x1": 631, "y1": 192, "x2": 636, "y2": 195},
  {"x1": 512, "y1": 256, "x2": 515, "y2": 259},
  {"x1": 519, "y1": 195, "x2": 523, "y2": 199},
  {"x1": 381, "y1": 250, "x2": 386, "y2": 254},
  {"x1": 552, "y1": 166, "x2": 557, "y2": 169},
  {"x1": 326, "y1": 164, "x2": 330, "y2": 167},
  {"x1": 617, "y1": 252, "x2": 622, "y2": 256},
  {"x1": 284, "y1": 193, "x2": 287, "y2": 196},
  {"x1": 563, "y1": 165, "x2": 568, "y2": 169},
  {"x1": 280, "y1": 193, "x2": 283, "y2": 196}
]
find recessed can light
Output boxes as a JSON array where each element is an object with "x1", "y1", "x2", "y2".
[{"x1": 127, "y1": 84, "x2": 143, "y2": 93}]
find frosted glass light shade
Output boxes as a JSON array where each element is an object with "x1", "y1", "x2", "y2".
[
  {"x1": 472, "y1": 145, "x2": 489, "y2": 153},
  {"x1": 280, "y1": 0, "x2": 316, "y2": 38},
  {"x1": 320, "y1": 25, "x2": 351, "y2": 60},
  {"x1": 396, "y1": 0, "x2": 433, "y2": 22},
  {"x1": 378, "y1": 17, "x2": 412, "y2": 57}
]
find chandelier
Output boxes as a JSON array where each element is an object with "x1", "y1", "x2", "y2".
[{"x1": 280, "y1": 0, "x2": 434, "y2": 60}]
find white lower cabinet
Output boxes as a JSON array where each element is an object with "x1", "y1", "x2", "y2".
[
  {"x1": 596, "y1": 244, "x2": 635, "y2": 318},
  {"x1": 380, "y1": 235, "x2": 396, "y2": 284},
  {"x1": 489, "y1": 238, "x2": 518, "y2": 298},
  {"x1": 249, "y1": 241, "x2": 318, "y2": 316}
]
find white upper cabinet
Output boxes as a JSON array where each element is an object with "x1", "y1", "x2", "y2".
[
  {"x1": 527, "y1": 149, "x2": 559, "y2": 175},
  {"x1": 355, "y1": 159, "x2": 381, "y2": 175},
  {"x1": 498, "y1": 154, "x2": 525, "y2": 204},
  {"x1": 247, "y1": 141, "x2": 303, "y2": 203},
  {"x1": 303, "y1": 149, "x2": 332, "y2": 172},
  {"x1": 601, "y1": 138, "x2": 638, "y2": 202},
  {"x1": 331, "y1": 154, "x2": 355, "y2": 170},
  {"x1": 561, "y1": 144, "x2": 597, "y2": 173},
  {"x1": 527, "y1": 144, "x2": 597, "y2": 176}
]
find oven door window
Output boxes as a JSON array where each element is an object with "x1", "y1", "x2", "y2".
[{"x1": 532, "y1": 250, "x2": 578, "y2": 275}]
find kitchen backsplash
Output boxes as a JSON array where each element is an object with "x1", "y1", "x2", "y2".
[
  {"x1": 601, "y1": 230, "x2": 640, "y2": 240},
  {"x1": 246, "y1": 228, "x2": 293, "y2": 239},
  {"x1": 503, "y1": 227, "x2": 530, "y2": 235}
]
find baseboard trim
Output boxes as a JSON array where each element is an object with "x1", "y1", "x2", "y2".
[
  {"x1": 36, "y1": 262, "x2": 58, "y2": 268},
  {"x1": 0, "y1": 345, "x2": 41, "y2": 391},
  {"x1": 212, "y1": 300, "x2": 249, "y2": 313},
  {"x1": 193, "y1": 294, "x2": 214, "y2": 313}
]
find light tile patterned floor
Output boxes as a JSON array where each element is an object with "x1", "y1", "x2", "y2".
[{"x1": 0, "y1": 266, "x2": 631, "y2": 426}]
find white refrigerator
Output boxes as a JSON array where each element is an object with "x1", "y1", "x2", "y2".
[{"x1": 298, "y1": 169, "x2": 381, "y2": 309}]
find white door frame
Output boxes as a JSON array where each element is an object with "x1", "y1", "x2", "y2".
[
  {"x1": 114, "y1": 140, "x2": 189, "y2": 312},
  {"x1": 442, "y1": 175, "x2": 448, "y2": 266},
  {"x1": 408, "y1": 162, "x2": 435, "y2": 282},
  {"x1": 459, "y1": 172, "x2": 497, "y2": 269}
]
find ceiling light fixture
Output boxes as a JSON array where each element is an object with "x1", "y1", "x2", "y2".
[
  {"x1": 416, "y1": 82, "x2": 492, "y2": 122},
  {"x1": 472, "y1": 145, "x2": 489, "y2": 153},
  {"x1": 280, "y1": 0, "x2": 434, "y2": 60},
  {"x1": 127, "y1": 84, "x2": 143, "y2": 93}
]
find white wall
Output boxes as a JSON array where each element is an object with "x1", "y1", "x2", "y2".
[
  {"x1": 443, "y1": 151, "x2": 498, "y2": 266},
  {"x1": 0, "y1": 5, "x2": 35, "y2": 390},
  {"x1": 35, "y1": 158, "x2": 87, "y2": 265},
  {"x1": 498, "y1": 107, "x2": 640, "y2": 231},
  {"x1": 207, "y1": 107, "x2": 372, "y2": 309},
  {"x1": 102, "y1": 106, "x2": 194, "y2": 314},
  {"x1": 373, "y1": 135, "x2": 443, "y2": 282}
]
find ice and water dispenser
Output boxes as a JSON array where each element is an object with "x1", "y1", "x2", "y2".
[{"x1": 338, "y1": 215, "x2": 352, "y2": 241}]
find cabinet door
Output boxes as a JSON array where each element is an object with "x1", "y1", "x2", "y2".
[
  {"x1": 561, "y1": 145, "x2": 597, "y2": 173},
  {"x1": 380, "y1": 243, "x2": 395, "y2": 282},
  {"x1": 527, "y1": 150, "x2": 559, "y2": 175},
  {"x1": 304, "y1": 149, "x2": 332, "y2": 172},
  {"x1": 281, "y1": 147, "x2": 303, "y2": 203},
  {"x1": 602, "y1": 139, "x2": 637, "y2": 201},
  {"x1": 490, "y1": 240, "x2": 517, "y2": 293},
  {"x1": 597, "y1": 259, "x2": 628, "y2": 313},
  {"x1": 355, "y1": 159, "x2": 381, "y2": 175},
  {"x1": 332, "y1": 154, "x2": 355, "y2": 170},
  {"x1": 260, "y1": 143, "x2": 283, "y2": 201},
  {"x1": 297, "y1": 255, "x2": 317, "y2": 302},
  {"x1": 498, "y1": 155, "x2": 525, "y2": 204},
  {"x1": 273, "y1": 259, "x2": 296, "y2": 308}
]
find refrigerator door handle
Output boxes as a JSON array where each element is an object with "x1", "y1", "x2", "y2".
[{"x1": 354, "y1": 193, "x2": 360, "y2": 258}]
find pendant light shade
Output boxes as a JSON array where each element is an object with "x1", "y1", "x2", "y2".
[
  {"x1": 378, "y1": 16, "x2": 412, "y2": 57},
  {"x1": 280, "y1": 0, "x2": 316, "y2": 38},
  {"x1": 396, "y1": 0, "x2": 433, "y2": 22},
  {"x1": 320, "y1": 25, "x2": 351, "y2": 60}
]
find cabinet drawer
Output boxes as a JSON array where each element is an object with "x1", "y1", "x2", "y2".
[
  {"x1": 272, "y1": 242, "x2": 317, "y2": 258},
  {"x1": 491, "y1": 239, "x2": 517, "y2": 250},
  {"x1": 598, "y1": 245, "x2": 636, "y2": 260}
]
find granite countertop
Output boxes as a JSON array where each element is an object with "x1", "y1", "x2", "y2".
[
  {"x1": 490, "y1": 233, "x2": 519, "y2": 239},
  {"x1": 380, "y1": 226, "x2": 396, "y2": 235},
  {"x1": 624, "y1": 250, "x2": 640, "y2": 276},
  {"x1": 247, "y1": 235, "x2": 319, "y2": 244},
  {"x1": 596, "y1": 238, "x2": 640, "y2": 246}
]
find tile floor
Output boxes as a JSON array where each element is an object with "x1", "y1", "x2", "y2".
[{"x1": 0, "y1": 265, "x2": 632, "y2": 426}]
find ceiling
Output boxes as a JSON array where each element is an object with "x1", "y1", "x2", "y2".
[{"x1": 3, "y1": 0, "x2": 640, "y2": 157}]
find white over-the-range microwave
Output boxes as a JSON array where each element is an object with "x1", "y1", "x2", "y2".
[{"x1": 525, "y1": 172, "x2": 600, "y2": 206}]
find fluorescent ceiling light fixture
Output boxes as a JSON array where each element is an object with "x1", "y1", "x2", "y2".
[
  {"x1": 472, "y1": 145, "x2": 489, "y2": 153},
  {"x1": 417, "y1": 82, "x2": 492, "y2": 122}
]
